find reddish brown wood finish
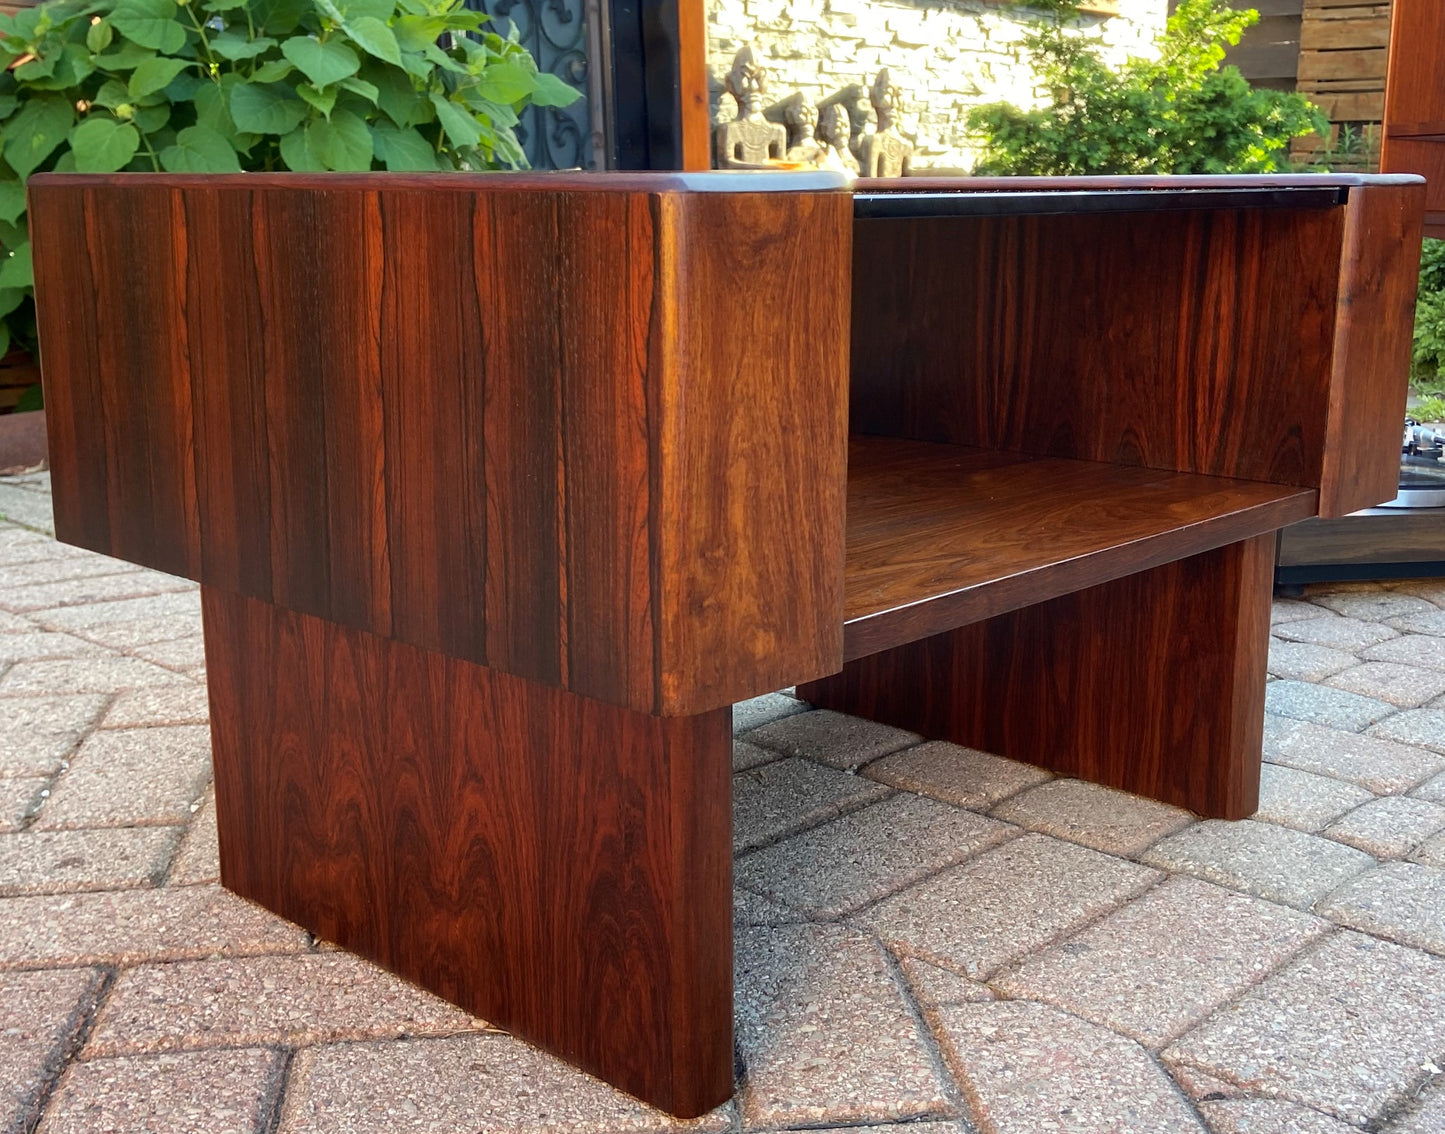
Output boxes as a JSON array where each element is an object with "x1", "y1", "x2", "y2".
[
  {"x1": 1381, "y1": 0, "x2": 1445, "y2": 237},
  {"x1": 805, "y1": 534, "x2": 1276, "y2": 819},
  {"x1": 29, "y1": 177, "x2": 851, "y2": 717},
  {"x1": 1322, "y1": 183, "x2": 1426, "y2": 513},
  {"x1": 848, "y1": 192, "x2": 1417, "y2": 516},
  {"x1": 202, "y1": 586, "x2": 733, "y2": 1117},
  {"x1": 841, "y1": 437, "x2": 1316, "y2": 660}
]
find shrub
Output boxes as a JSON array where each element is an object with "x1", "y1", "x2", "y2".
[
  {"x1": 0, "y1": 0, "x2": 577, "y2": 363},
  {"x1": 967, "y1": 0, "x2": 1325, "y2": 176},
  {"x1": 1415, "y1": 238, "x2": 1445, "y2": 390}
]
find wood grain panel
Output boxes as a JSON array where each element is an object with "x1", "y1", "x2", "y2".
[
  {"x1": 805, "y1": 534, "x2": 1276, "y2": 819},
  {"x1": 841, "y1": 437, "x2": 1316, "y2": 660},
  {"x1": 1381, "y1": 0, "x2": 1445, "y2": 236},
  {"x1": 1320, "y1": 183, "x2": 1426, "y2": 516},
  {"x1": 202, "y1": 586, "x2": 733, "y2": 1117},
  {"x1": 850, "y1": 207, "x2": 1345, "y2": 489},
  {"x1": 30, "y1": 175, "x2": 852, "y2": 716}
]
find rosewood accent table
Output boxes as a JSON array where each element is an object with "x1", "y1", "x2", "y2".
[{"x1": 29, "y1": 170, "x2": 1424, "y2": 1116}]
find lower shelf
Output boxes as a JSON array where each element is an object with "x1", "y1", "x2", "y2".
[{"x1": 843, "y1": 435, "x2": 1317, "y2": 659}]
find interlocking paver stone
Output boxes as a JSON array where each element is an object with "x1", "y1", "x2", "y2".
[
  {"x1": 862, "y1": 739, "x2": 1051, "y2": 809},
  {"x1": 0, "y1": 527, "x2": 81, "y2": 566},
  {"x1": 1263, "y1": 716, "x2": 1443, "y2": 793},
  {"x1": 732, "y1": 757, "x2": 892, "y2": 853},
  {"x1": 733, "y1": 888, "x2": 807, "y2": 927},
  {"x1": 1326, "y1": 661, "x2": 1445, "y2": 708},
  {"x1": 30, "y1": 590, "x2": 201, "y2": 632},
  {"x1": 85, "y1": 952, "x2": 487, "y2": 1056},
  {"x1": 38, "y1": 1048, "x2": 283, "y2": 1134},
  {"x1": 2, "y1": 558, "x2": 138, "y2": 592},
  {"x1": 99, "y1": 684, "x2": 210, "y2": 729},
  {"x1": 1271, "y1": 599, "x2": 1325, "y2": 625},
  {"x1": 132, "y1": 635, "x2": 207, "y2": 671},
  {"x1": 745, "y1": 709, "x2": 920, "y2": 771},
  {"x1": 1271, "y1": 615, "x2": 1398, "y2": 651},
  {"x1": 1414, "y1": 770, "x2": 1445, "y2": 803},
  {"x1": 35, "y1": 725, "x2": 211, "y2": 830},
  {"x1": 1369, "y1": 709, "x2": 1445, "y2": 755},
  {"x1": 1310, "y1": 592, "x2": 1436, "y2": 622},
  {"x1": 994, "y1": 876, "x2": 1328, "y2": 1048},
  {"x1": 1386, "y1": 608, "x2": 1445, "y2": 636},
  {"x1": 734, "y1": 923, "x2": 947, "y2": 1127},
  {"x1": 1387, "y1": 580, "x2": 1445, "y2": 604},
  {"x1": 169, "y1": 789, "x2": 219, "y2": 885},
  {"x1": 1267, "y1": 640, "x2": 1359, "y2": 681},
  {"x1": 932, "y1": 1001, "x2": 1205, "y2": 1133},
  {"x1": 0, "y1": 631, "x2": 108, "y2": 665},
  {"x1": 0, "y1": 693, "x2": 106, "y2": 776},
  {"x1": 280, "y1": 1034, "x2": 732, "y2": 1134},
  {"x1": 732, "y1": 739, "x2": 779, "y2": 772},
  {"x1": 1, "y1": 967, "x2": 103, "y2": 1134},
  {"x1": 733, "y1": 691, "x2": 808, "y2": 735},
  {"x1": 735, "y1": 793, "x2": 1015, "y2": 918},
  {"x1": 0, "y1": 775, "x2": 45, "y2": 831},
  {"x1": 1164, "y1": 931, "x2": 1445, "y2": 1126},
  {"x1": 1362, "y1": 633, "x2": 1445, "y2": 672},
  {"x1": 1322, "y1": 796, "x2": 1445, "y2": 858},
  {"x1": 1414, "y1": 831, "x2": 1445, "y2": 867},
  {"x1": 70, "y1": 614, "x2": 205, "y2": 651},
  {"x1": 1141, "y1": 819, "x2": 1375, "y2": 909},
  {"x1": 990, "y1": 778, "x2": 1196, "y2": 855},
  {"x1": 1, "y1": 570, "x2": 194, "y2": 613},
  {"x1": 0, "y1": 483, "x2": 55, "y2": 531},
  {"x1": 895, "y1": 955, "x2": 995, "y2": 1008},
  {"x1": 1316, "y1": 863, "x2": 1445, "y2": 955},
  {"x1": 0, "y1": 825, "x2": 180, "y2": 895},
  {"x1": 0, "y1": 656, "x2": 189, "y2": 696},
  {"x1": 858, "y1": 833, "x2": 1159, "y2": 978},
  {"x1": 1253, "y1": 764, "x2": 1374, "y2": 832},
  {"x1": 0, "y1": 884, "x2": 306, "y2": 968},
  {"x1": 1195, "y1": 1098, "x2": 1360, "y2": 1133},
  {"x1": 1264, "y1": 680, "x2": 1397, "y2": 732}
]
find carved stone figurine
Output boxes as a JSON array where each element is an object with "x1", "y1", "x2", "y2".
[
  {"x1": 779, "y1": 93, "x2": 822, "y2": 165},
  {"x1": 714, "y1": 46, "x2": 787, "y2": 168},
  {"x1": 857, "y1": 68, "x2": 913, "y2": 178},
  {"x1": 816, "y1": 103, "x2": 859, "y2": 177}
]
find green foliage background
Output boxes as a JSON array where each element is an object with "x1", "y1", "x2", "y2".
[
  {"x1": 967, "y1": 0, "x2": 1325, "y2": 175},
  {"x1": 0, "y1": 0, "x2": 577, "y2": 362},
  {"x1": 1415, "y1": 239, "x2": 1445, "y2": 395}
]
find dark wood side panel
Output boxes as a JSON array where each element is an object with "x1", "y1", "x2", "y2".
[
  {"x1": 30, "y1": 178, "x2": 851, "y2": 716},
  {"x1": 849, "y1": 208, "x2": 1345, "y2": 489},
  {"x1": 202, "y1": 586, "x2": 733, "y2": 1118},
  {"x1": 1381, "y1": 0, "x2": 1445, "y2": 237},
  {"x1": 1319, "y1": 182, "x2": 1426, "y2": 516},
  {"x1": 804, "y1": 534, "x2": 1276, "y2": 819},
  {"x1": 655, "y1": 191, "x2": 851, "y2": 714}
]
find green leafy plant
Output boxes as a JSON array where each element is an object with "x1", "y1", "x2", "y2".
[
  {"x1": 0, "y1": 0, "x2": 578, "y2": 371},
  {"x1": 967, "y1": 0, "x2": 1325, "y2": 175},
  {"x1": 1414, "y1": 238, "x2": 1445, "y2": 390}
]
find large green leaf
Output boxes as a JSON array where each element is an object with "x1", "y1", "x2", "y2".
[
  {"x1": 393, "y1": 14, "x2": 448, "y2": 52},
  {"x1": 338, "y1": 75, "x2": 378, "y2": 104},
  {"x1": 329, "y1": 0, "x2": 392, "y2": 23},
  {"x1": 110, "y1": 0, "x2": 187, "y2": 53},
  {"x1": 85, "y1": 18, "x2": 113, "y2": 52},
  {"x1": 371, "y1": 119, "x2": 436, "y2": 170},
  {"x1": 530, "y1": 71, "x2": 579, "y2": 107},
  {"x1": 429, "y1": 92, "x2": 480, "y2": 148},
  {"x1": 4, "y1": 95, "x2": 74, "y2": 178},
  {"x1": 94, "y1": 41, "x2": 159, "y2": 71},
  {"x1": 281, "y1": 36, "x2": 358, "y2": 89},
  {"x1": 207, "y1": 30, "x2": 276, "y2": 61},
  {"x1": 476, "y1": 60, "x2": 536, "y2": 105},
  {"x1": 279, "y1": 107, "x2": 372, "y2": 171},
  {"x1": 0, "y1": 240, "x2": 30, "y2": 289},
  {"x1": 69, "y1": 116, "x2": 141, "y2": 172},
  {"x1": 0, "y1": 286, "x2": 23, "y2": 320},
  {"x1": 230, "y1": 81, "x2": 307, "y2": 134},
  {"x1": 127, "y1": 55, "x2": 189, "y2": 99},
  {"x1": 249, "y1": 58, "x2": 295, "y2": 82},
  {"x1": 0, "y1": 181, "x2": 23, "y2": 226},
  {"x1": 368, "y1": 62, "x2": 423, "y2": 127},
  {"x1": 344, "y1": 16, "x2": 399, "y2": 67},
  {"x1": 160, "y1": 124, "x2": 242, "y2": 171},
  {"x1": 296, "y1": 82, "x2": 335, "y2": 118}
]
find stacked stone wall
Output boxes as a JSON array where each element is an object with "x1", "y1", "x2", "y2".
[{"x1": 707, "y1": 0, "x2": 1170, "y2": 170}]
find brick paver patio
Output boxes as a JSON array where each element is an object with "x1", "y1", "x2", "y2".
[{"x1": 2, "y1": 470, "x2": 1444, "y2": 1133}]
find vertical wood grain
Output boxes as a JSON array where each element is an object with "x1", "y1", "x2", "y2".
[
  {"x1": 1319, "y1": 182, "x2": 1426, "y2": 516},
  {"x1": 801, "y1": 534, "x2": 1276, "y2": 819},
  {"x1": 203, "y1": 585, "x2": 734, "y2": 1118}
]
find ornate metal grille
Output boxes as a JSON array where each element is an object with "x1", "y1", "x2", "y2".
[{"x1": 463, "y1": 0, "x2": 604, "y2": 170}]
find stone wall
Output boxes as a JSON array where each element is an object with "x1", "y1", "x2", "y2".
[{"x1": 706, "y1": 0, "x2": 1171, "y2": 171}]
